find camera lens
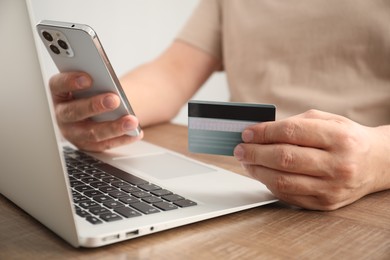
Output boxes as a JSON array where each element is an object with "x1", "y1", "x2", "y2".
[
  {"x1": 42, "y1": 31, "x2": 53, "y2": 42},
  {"x1": 57, "y1": 39, "x2": 68, "y2": 50},
  {"x1": 50, "y1": 44, "x2": 60, "y2": 55}
]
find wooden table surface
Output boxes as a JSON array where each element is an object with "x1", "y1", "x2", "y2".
[{"x1": 1, "y1": 123, "x2": 389, "y2": 259}]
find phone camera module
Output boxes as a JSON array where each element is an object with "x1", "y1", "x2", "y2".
[
  {"x1": 50, "y1": 44, "x2": 60, "y2": 55},
  {"x1": 42, "y1": 31, "x2": 53, "y2": 42},
  {"x1": 57, "y1": 39, "x2": 69, "y2": 50}
]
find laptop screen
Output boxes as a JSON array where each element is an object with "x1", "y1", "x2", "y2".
[{"x1": 0, "y1": 0, "x2": 79, "y2": 246}]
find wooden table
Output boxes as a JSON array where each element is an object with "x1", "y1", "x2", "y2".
[{"x1": 1, "y1": 123, "x2": 389, "y2": 259}]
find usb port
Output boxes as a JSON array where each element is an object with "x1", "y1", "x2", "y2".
[
  {"x1": 102, "y1": 234, "x2": 120, "y2": 242},
  {"x1": 126, "y1": 230, "x2": 139, "y2": 238}
]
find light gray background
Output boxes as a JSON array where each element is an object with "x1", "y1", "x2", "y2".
[{"x1": 30, "y1": 0, "x2": 229, "y2": 125}]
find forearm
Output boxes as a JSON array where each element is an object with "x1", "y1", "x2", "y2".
[
  {"x1": 120, "y1": 40, "x2": 220, "y2": 127},
  {"x1": 120, "y1": 62, "x2": 184, "y2": 127}
]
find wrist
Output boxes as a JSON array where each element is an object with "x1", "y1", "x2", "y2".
[{"x1": 369, "y1": 125, "x2": 390, "y2": 193}]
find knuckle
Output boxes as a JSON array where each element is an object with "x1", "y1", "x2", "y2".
[
  {"x1": 86, "y1": 127, "x2": 101, "y2": 142},
  {"x1": 245, "y1": 147, "x2": 258, "y2": 163},
  {"x1": 276, "y1": 146, "x2": 294, "y2": 170},
  {"x1": 332, "y1": 160, "x2": 358, "y2": 183},
  {"x1": 56, "y1": 104, "x2": 76, "y2": 123},
  {"x1": 274, "y1": 175, "x2": 291, "y2": 192},
  {"x1": 316, "y1": 192, "x2": 343, "y2": 211},
  {"x1": 281, "y1": 120, "x2": 299, "y2": 140},
  {"x1": 303, "y1": 109, "x2": 321, "y2": 117},
  {"x1": 332, "y1": 126, "x2": 361, "y2": 151},
  {"x1": 283, "y1": 120, "x2": 297, "y2": 138},
  {"x1": 60, "y1": 128, "x2": 72, "y2": 141},
  {"x1": 89, "y1": 98, "x2": 105, "y2": 114}
]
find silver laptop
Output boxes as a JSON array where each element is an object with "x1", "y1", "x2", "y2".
[{"x1": 0, "y1": 0, "x2": 276, "y2": 247}]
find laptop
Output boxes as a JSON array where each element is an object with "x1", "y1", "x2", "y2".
[{"x1": 0, "y1": 0, "x2": 276, "y2": 247}]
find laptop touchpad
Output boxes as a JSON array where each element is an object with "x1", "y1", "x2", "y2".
[{"x1": 116, "y1": 153, "x2": 216, "y2": 180}]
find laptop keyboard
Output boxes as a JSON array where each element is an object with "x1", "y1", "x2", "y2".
[{"x1": 63, "y1": 147, "x2": 197, "y2": 225}]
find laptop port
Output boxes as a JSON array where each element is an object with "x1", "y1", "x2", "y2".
[
  {"x1": 102, "y1": 234, "x2": 120, "y2": 242},
  {"x1": 126, "y1": 230, "x2": 139, "y2": 238}
]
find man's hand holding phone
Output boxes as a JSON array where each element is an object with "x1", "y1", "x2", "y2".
[{"x1": 49, "y1": 72, "x2": 143, "y2": 152}]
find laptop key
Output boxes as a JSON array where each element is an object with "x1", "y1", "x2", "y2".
[
  {"x1": 85, "y1": 215, "x2": 103, "y2": 225},
  {"x1": 85, "y1": 169, "x2": 104, "y2": 175},
  {"x1": 132, "y1": 191, "x2": 151, "y2": 198},
  {"x1": 70, "y1": 180, "x2": 84, "y2": 187},
  {"x1": 77, "y1": 165, "x2": 95, "y2": 171},
  {"x1": 84, "y1": 190, "x2": 104, "y2": 197},
  {"x1": 99, "y1": 212, "x2": 122, "y2": 222},
  {"x1": 162, "y1": 194, "x2": 184, "y2": 202},
  {"x1": 119, "y1": 196, "x2": 140, "y2": 205},
  {"x1": 92, "y1": 172, "x2": 111, "y2": 178},
  {"x1": 94, "y1": 164, "x2": 148, "y2": 185},
  {"x1": 174, "y1": 199, "x2": 198, "y2": 208},
  {"x1": 68, "y1": 176, "x2": 77, "y2": 182},
  {"x1": 103, "y1": 200, "x2": 125, "y2": 209},
  {"x1": 74, "y1": 185, "x2": 94, "y2": 192},
  {"x1": 81, "y1": 177, "x2": 100, "y2": 184},
  {"x1": 108, "y1": 191, "x2": 128, "y2": 199},
  {"x1": 73, "y1": 194, "x2": 89, "y2": 203},
  {"x1": 73, "y1": 173, "x2": 91, "y2": 179},
  {"x1": 102, "y1": 176, "x2": 120, "y2": 183},
  {"x1": 75, "y1": 206, "x2": 90, "y2": 218},
  {"x1": 121, "y1": 186, "x2": 141, "y2": 193},
  {"x1": 89, "y1": 206, "x2": 110, "y2": 215},
  {"x1": 79, "y1": 200, "x2": 100, "y2": 209},
  {"x1": 131, "y1": 202, "x2": 160, "y2": 214},
  {"x1": 153, "y1": 201, "x2": 178, "y2": 211},
  {"x1": 151, "y1": 189, "x2": 172, "y2": 197},
  {"x1": 138, "y1": 183, "x2": 161, "y2": 191},
  {"x1": 111, "y1": 181, "x2": 130, "y2": 188},
  {"x1": 67, "y1": 168, "x2": 82, "y2": 175},
  {"x1": 99, "y1": 186, "x2": 118, "y2": 193},
  {"x1": 90, "y1": 181, "x2": 108, "y2": 188},
  {"x1": 142, "y1": 196, "x2": 163, "y2": 204},
  {"x1": 93, "y1": 195, "x2": 113, "y2": 203},
  {"x1": 114, "y1": 207, "x2": 142, "y2": 218}
]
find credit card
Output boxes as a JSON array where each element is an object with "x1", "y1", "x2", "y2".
[{"x1": 188, "y1": 100, "x2": 276, "y2": 156}]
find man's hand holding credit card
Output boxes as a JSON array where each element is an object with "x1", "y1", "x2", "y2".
[{"x1": 188, "y1": 100, "x2": 276, "y2": 156}]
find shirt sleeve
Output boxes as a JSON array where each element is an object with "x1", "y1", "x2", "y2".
[{"x1": 176, "y1": 0, "x2": 223, "y2": 60}]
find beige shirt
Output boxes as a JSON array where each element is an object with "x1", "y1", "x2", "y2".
[{"x1": 177, "y1": 0, "x2": 390, "y2": 126}]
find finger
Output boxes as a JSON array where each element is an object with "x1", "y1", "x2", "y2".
[
  {"x1": 56, "y1": 93, "x2": 120, "y2": 123},
  {"x1": 243, "y1": 164, "x2": 352, "y2": 210},
  {"x1": 298, "y1": 109, "x2": 350, "y2": 122},
  {"x1": 49, "y1": 72, "x2": 92, "y2": 97},
  {"x1": 78, "y1": 131, "x2": 144, "y2": 152},
  {"x1": 275, "y1": 193, "x2": 327, "y2": 211},
  {"x1": 242, "y1": 118, "x2": 337, "y2": 149},
  {"x1": 234, "y1": 143, "x2": 331, "y2": 177},
  {"x1": 242, "y1": 164, "x2": 329, "y2": 210},
  {"x1": 62, "y1": 115, "x2": 139, "y2": 143},
  {"x1": 243, "y1": 163, "x2": 322, "y2": 196},
  {"x1": 275, "y1": 191, "x2": 353, "y2": 211}
]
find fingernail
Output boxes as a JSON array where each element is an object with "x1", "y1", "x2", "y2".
[
  {"x1": 75, "y1": 76, "x2": 90, "y2": 88},
  {"x1": 103, "y1": 95, "x2": 117, "y2": 109},
  {"x1": 123, "y1": 120, "x2": 134, "y2": 131},
  {"x1": 242, "y1": 129, "x2": 254, "y2": 142},
  {"x1": 234, "y1": 145, "x2": 244, "y2": 160}
]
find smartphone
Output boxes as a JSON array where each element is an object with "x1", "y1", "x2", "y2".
[{"x1": 36, "y1": 20, "x2": 141, "y2": 136}]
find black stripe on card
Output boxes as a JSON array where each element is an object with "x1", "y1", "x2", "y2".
[{"x1": 188, "y1": 100, "x2": 276, "y2": 121}]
